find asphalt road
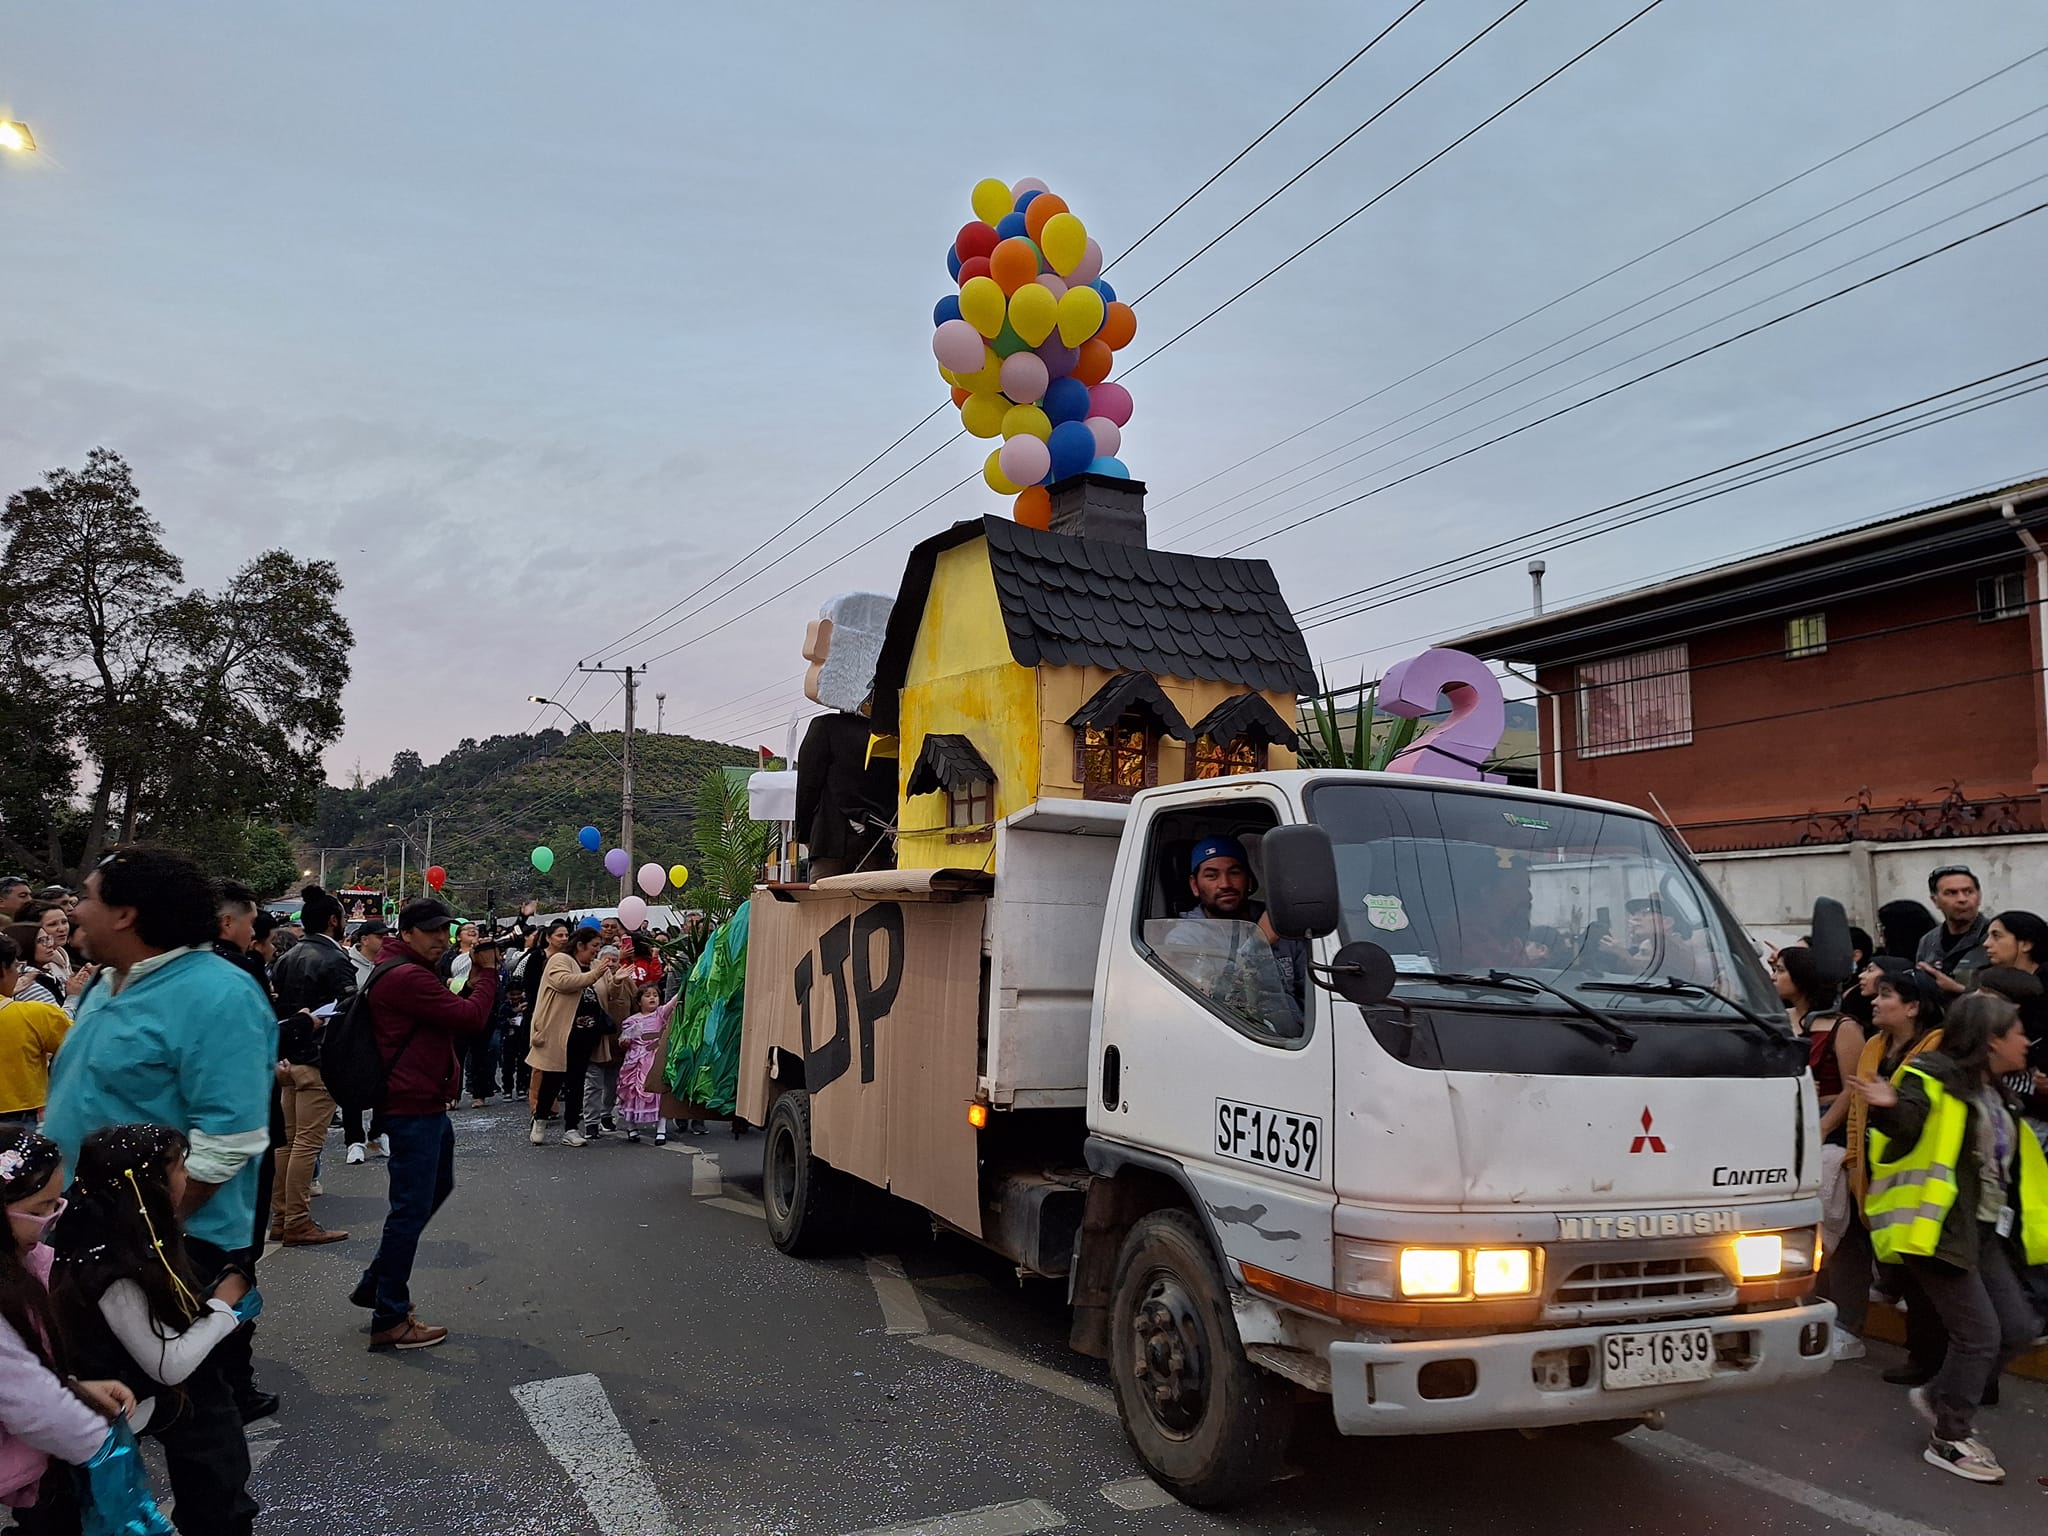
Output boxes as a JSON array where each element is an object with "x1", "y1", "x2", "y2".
[{"x1": 226, "y1": 1107, "x2": 2048, "y2": 1536}]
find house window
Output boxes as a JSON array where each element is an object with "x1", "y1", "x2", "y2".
[
  {"x1": 1979, "y1": 571, "x2": 2026, "y2": 622},
  {"x1": 948, "y1": 777, "x2": 993, "y2": 829},
  {"x1": 1187, "y1": 734, "x2": 1265, "y2": 779},
  {"x1": 1077, "y1": 713, "x2": 1158, "y2": 801},
  {"x1": 1575, "y1": 644, "x2": 1692, "y2": 758},
  {"x1": 1785, "y1": 613, "x2": 1827, "y2": 658}
]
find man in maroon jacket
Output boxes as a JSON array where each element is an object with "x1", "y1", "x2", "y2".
[{"x1": 351, "y1": 897, "x2": 499, "y2": 1350}]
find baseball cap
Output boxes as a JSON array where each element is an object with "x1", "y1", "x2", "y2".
[
  {"x1": 354, "y1": 919, "x2": 389, "y2": 937},
  {"x1": 1189, "y1": 836, "x2": 1248, "y2": 876},
  {"x1": 397, "y1": 898, "x2": 454, "y2": 932}
]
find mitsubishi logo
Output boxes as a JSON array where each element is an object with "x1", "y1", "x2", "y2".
[{"x1": 1629, "y1": 1107, "x2": 1667, "y2": 1154}]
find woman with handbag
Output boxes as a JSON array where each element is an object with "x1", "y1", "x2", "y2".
[{"x1": 525, "y1": 927, "x2": 618, "y2": 1149}]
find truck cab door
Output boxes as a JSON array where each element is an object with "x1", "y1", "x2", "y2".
[{"x1": 1091, "y1": 784, "x2": 1335, "y2": 1287}]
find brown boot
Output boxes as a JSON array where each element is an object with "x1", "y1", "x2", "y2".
[
  {"x1": 280, "y1": 1223, "x2": 349, "y2": 1246},
  {"x1": 369, "y1": 1314, "x2": 448, "y2": 1351}
]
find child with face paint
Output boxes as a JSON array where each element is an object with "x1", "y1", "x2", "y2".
[{"x1": 0, "y1": 1128, "x2": 137, "y2": 1534}]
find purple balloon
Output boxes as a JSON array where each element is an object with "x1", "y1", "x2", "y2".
[
  {"x1": 1068, "y1": 238, "x2": 1103, "y2": 287},
  {"x1": 1034, "y1": 337, "x2": 1079, "y2": 378},
  {"x1": 1000, "y1": 434, "x2": 1051, "y2": 487},
  {"x1": 603, "y1": 847, "x2": 629, "y2": 878},
  {"x1": 999, "y1": 351, "x2": 1048, "y2": 405}
]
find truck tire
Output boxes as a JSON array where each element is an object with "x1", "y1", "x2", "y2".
[
  {"x1": 763, "y1": 1090, "x2": 837, "y2": 1256},
  {"x1": 1106, "y1": 1208, "x2": 1292, "y2": 1508}
]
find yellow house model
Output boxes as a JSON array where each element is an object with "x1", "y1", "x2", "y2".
[{"x1": 870, "y1": 475, "x2": 1315, "y2": 871}]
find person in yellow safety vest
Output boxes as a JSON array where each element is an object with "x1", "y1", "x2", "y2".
[{"x1": 1852, "y1": 993, "x2": 2048, "y2": 1485}]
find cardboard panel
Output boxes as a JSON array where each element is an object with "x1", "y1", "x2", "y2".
[{"x1": 736, "y1": 892, "x2": 987, "y2": 1236}]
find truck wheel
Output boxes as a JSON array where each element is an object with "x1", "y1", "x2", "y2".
[
  {"x1": 1107, "y1": 1208, "x2": 1292, "y2": 1508},
  {"x1": 763, "y1": 1090, "x2": 836, "y2": 1256}
]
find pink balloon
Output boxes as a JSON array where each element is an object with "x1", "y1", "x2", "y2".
[
  {"x1": 636, "y1": 861, "x2": 665, "y2": 898},
  {"x1": 999, "y1": 434, "x2": 1051, "y2": 486},
  {"x1": 1068, "y1": 238, "x2": 1103, "y2": 287},
  {"x1": 1086, "y1": 416, "x2": 1121, "y2": 459},
  {"x1": 999, "y1": 351, "x2": 1048, "y2": 404},
  {"x1": 1011, "y1": 177, "x2": 1050, "y2": 202},
  {"x1": 616, "y1": 894, "x2": 648, "y2": 930},
  {"x1": 933, "y1": 318, "x2": 984, "y2": 373},
  {"x1": 1035, "y1": 338, "x2": 1079, "y2": 378},
  {"x1": 1087, "y1": 381, "x2": 1133, "y2": 427},
  {"x1": 1036, "y1": 272, "x2": 1068, "y2": 301}
]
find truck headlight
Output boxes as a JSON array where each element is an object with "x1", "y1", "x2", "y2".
[
  {"x1": 1733, "y1": 1233, "x2": 1784, "y2": 1279},
  {"x1": 1471, "y1": 1247, "x2": 1538, "y2": 1297},
  {"x1": 1398, "y1": 1248, "x2": 1465, "y2": 1298}
]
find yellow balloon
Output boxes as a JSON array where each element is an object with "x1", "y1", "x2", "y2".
[
  {"x1": 957, "y1": 349, "x2": 1003, "y2": 394},
  {"x1": 959, "y1": 275, "x2": 1006, "y2": 339},
  {"x1": 984, "y1": 446, "x2": 1021, "y2": 495},
  {"x1": 1057, "y1": 284, "x2": 1105, "y2": 347},
  {"x1": 1040, "y1": 212, "x2": 1087, "y2": 277},
  {"x1": 961, "y1": 392, "x2": 1007, "y2": 438},
  {"x1": 668, "y1": 863, "x2": 689, "y2": 889},
  {"x1": 1007, "y1": 283, "x2": 1058, "y2": 348},
  {"x1": 1001, "y1": 403, "x2": 1052, "y2": 440},
  {"x1": 971, "y1": 177, "x2": 1013, "y2": 226}
]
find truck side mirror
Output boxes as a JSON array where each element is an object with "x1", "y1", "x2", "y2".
[
  {"x1": 1320, "y1": 940, "x2": 1397, "y2": 1007},
  {"x1": 1809, "y1": 897, "x2": 1855, "y2": 995},
  {"x1": 1261, "y1": 824, "x2": 1341, "y2": 939}
]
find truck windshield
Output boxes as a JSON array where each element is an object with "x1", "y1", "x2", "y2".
[{"x1": 1307, "y1": 781, "x2": 1781, "y2": 1030}]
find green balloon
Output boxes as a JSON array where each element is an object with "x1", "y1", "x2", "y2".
[
  {"x1": 990, "y1": 319, "x2": 1030, "y2": 357},
  {"x1": 531, "y1": 845, "x2": 555, "y2": 873}
]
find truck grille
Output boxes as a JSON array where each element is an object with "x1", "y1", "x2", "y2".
[{"x1": 1546, "y1": 1254, "x2": 1734, "y2": 1323}]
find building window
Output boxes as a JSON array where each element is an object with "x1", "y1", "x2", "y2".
[
  {"x1": 948, "y1": 777, "x2": 993, "y2": 829},
  {"x1": 1187, "y1": 734, "x2": 1266, "y2": 779},
  {"x1": 1785, "y1": 613, "x2": 1827, "y2": 658},
  {"x1": 1575, "y1": 644, "x2": 1692, "y2": 758},
  {"x1": 1979, "y1": 571, "x2": 2026, "y2": 622},
  {"x1": 1077, "y1": 713, "x2": 1158, "y2": 801}
]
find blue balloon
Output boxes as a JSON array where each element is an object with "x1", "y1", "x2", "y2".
[
  {"x1": 934, "y1": 294, "x2": 962, "y2": 327},
  {"x1": 1048, "y1": 420, "x2": 1096, "y2": 481},
  {"x1": 1087, "y1": 456, "x2": 1130, "y2": 478},
  {"x1": 947, "y1": 246, "x2": 963, "y2": 280},
  {"x1": 1016, "y1": 189, "x2": 1043, "y2": 215},
  {"x1": 1042, "y1": 375, "x2": 1090, "y2": 425},
  {"x1": 578, "y1": 825, "x2": 601, "y2": 852},
  {"x1": 996, "y1": 211, "x2": 1028, "y2": 241},
  {"x1": 1092, "y1": 278, "x2": 1117, "y2": 304}
]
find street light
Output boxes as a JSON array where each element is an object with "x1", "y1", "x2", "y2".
[
  {"x1": 0, "y1": 123, "x2": 35, "y2": 154},
  {"x1": 528, "y1": 694, "x2": 622, "y2": 767}
]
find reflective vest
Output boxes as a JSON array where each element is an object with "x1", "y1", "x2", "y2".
[{"x1": 1867, "y1": 1064, "x2": 2048, "y2": 1265}]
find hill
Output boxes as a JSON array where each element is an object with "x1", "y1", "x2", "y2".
[{"x1": 300, "y1": 728, "x2": 759, "y2": 913}]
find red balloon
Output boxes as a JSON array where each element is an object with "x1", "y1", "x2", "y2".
[
  {"x1": 1099, "y1": 301, "x2": 1138, "y2": 351},
  {"x1": 1073, "y1": 338, "x2": 1113, "y2": 385},
  {"x1": 990, "y1": 237, "x2": 1040, "y2": 295},
  {"x1": 957, "y1": 255, "x2": 993, "y2": 287},
  {"x1": 425, "y1": 865, "x2": 447, "y2": 890},
  {"x1": 1024, "y1": 193, "x2": 1068, "y2": 245},
  {"x1": 955, "y1": 221, "x2": 999, "y2": 262}
]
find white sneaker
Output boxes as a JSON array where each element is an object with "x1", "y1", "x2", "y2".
[
  {"x1": 374, "y1": 1135, "x2": 391, "y2": 1158},
  {"x1": 1831, "y1": 1331, "x2": 1866, "y2": 1361},
  {"x1": 345, "y1": 1144, "x2": 366, "y2": 1165},
  {"x1": 529, "y1": 1118, "x2": 546, "y2": 1146},
  {"x1": 309, "y1": 1179, "x2": 324, "y2": 1197},
  {"x1": 1924, "y1": 1434, "x2": 2004, "y2": 1482},
  {"x1": 562, "y1": 1129, "x2": 587, "y2": 1147}
]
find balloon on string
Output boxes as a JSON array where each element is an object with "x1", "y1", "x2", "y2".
[
  {"x1": 531, "y1": 846, "x2": 555, "y2": 874},
  {"x1": 1042, "y1": 375, "x2": 1090, "y2": 425},
  {"x1": 995, "y1": 211, "x2": 1028, "y2": 241},
  {"x1": 999, "y1": 434, "x2": 1050, "y2": 487},
  {"x1": 668, "y1": 864, "x2": 689, "y2": 889},
  {"x1": 425, "y1": 865, "x2": 447, "y2": 891},
  {"x1": 957, "y1": 255, "x2": 992, "y2": 286},
  {"x1": 1013, "y1": 485, "x2": 1052, "y2": 529},
  {"x1": 1023, "y1": 193, "x2": 1068, "y2": 244},
  {"x1": 989, "y1": 320, "x2": 1030, "y2": 358},
  {"x1": 946, "y1": 247, "x2": 962, "y2": 281},
  {"x1": 998, "y1": 351, "x2": 1048, "y2": 405},
  {"x1": 637, "y1": 862, "x2": 665, "y2": 898},
  {"x1": 1036, "y1": 272, "x2": 1068, "y2": 302},
  {"x1": 933, "y1": 319, "x2": 984, "y2": 372},
  {"x1": 949, "y1": 385, "x2": 970, "y2": 408},
  {"x1": 1034, "y1": 337, "x2": 1079, "y2": 379},
  {"x1": 1056, "y1": 286, "x2": 1104, "y2": 347},
  {"x1": 616, "y1": 894, "x2": 649, "y2": 930},
  {"x1": 1001, "y1": 403, "x2": 1051, "y2": 440},
  {"x1": 1072, "y1": 338, "x2": 1113, "y2": 385},
  {"x1": 1048, "y1": 419, "x2": 1097, "y2": 481},
  {"x1": 1011, "y1": 176, "x2": 1050, "y2": 201},
  {"x1": 1087, "y1": 456, "x2": 1130, "y2": 477},
  {"x1": 971, "y1": 177, "x2": 1013, "y2": 225},
  {"x1": 1007, "y1": 283, "x2": 1057, "y2": 347},
  {"x1": 603, "y1": 848, "x2": 630, "y2": 878},
  {"x1": 983, "y1": 447, "x2": 1022, "y2": 496},
  {"x1": 1088, "y1": 380, "x2": 1133, "y2": 426},
  {"x1": 1099, "y1": 301, "x2": 1137, "y2": 350},
  {"x1": 578, "y1": 826, "x2": 602, "y2": 852},
  {"x1": 959, "y1": 276, "x2": 1005, "y2": 338},
  {"x1": 1069, "y1": 239, "x2": 1103, "y2": 287},
  {"x1": 933, "y1": 294, "x2": 962, "y2": 328},
  {"x1": 1086, "y1": 416, "x2": 1121, "y2": 458},
  {"x1": 961, "y1": 392, "x2": 1008, "y2": 438},
  {"x1": 989, "y1": 238, "x2": 1041, "y2": 295},
  {"x1": 1091, "y1": 279, "x2": 1117, "y2": 304},
  {"x1": 1040, "y1": 212, "x2": 1087, "y2": 276},
  {"x1": 955, "y1": 221, "x2": 998, "y2": 263}
]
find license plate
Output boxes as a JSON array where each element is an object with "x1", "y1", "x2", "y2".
[{"x1": 1600, "y1": 1327, "x2": 1715, "y2": 1390}]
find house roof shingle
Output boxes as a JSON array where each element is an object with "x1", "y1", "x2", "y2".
[
  {"x1": 905, "y1": 734, "x2": 995, "y2": 797},
  {"x1": 1187, "y1": 691, "x2": 1300, "y2": 751}
]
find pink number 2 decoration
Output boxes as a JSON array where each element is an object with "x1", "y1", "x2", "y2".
[{"x1": 1379, "y1": 647, "x2": 1506, "y2": 783}]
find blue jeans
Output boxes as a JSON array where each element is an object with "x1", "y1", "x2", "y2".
[{"x1": 360, "y1": 1112, "x2": 455, "y2": 1332}]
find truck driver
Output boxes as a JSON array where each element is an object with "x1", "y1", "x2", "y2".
[{"x1": 1168, "y1": 837, "x2": 1306, "y2": 1040}]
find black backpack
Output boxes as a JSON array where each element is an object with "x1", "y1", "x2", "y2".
[{"x1": 320, "y1": 957, "x2": 424, "y2": 1111}]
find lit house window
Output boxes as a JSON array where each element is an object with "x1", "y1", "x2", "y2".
[
  {"x1": 1077, "y1": 715, "x2": 1158, "y2": 801},
  {"x1": 1188, "y1": 734, "x2": 1264, "y2": 779},
  {"x1": 1576, "y1": 644, "x2": 1692, "y2": 758},
  {"x1": 1979, "y1": 572, "x2": 2026, "y2": 622},
  {"x1": 906, "y1": 734, "x2": 997, "y2": 839},
  {"x1": 1785, "y1": 613, "x2": 1827, "y2": 658},
  {"x1": 1184, "y1": 691, "x2": 1297, "y2": 782}
]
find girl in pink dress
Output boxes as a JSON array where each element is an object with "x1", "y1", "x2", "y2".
[{"x1": 615, "y1": 987, "x2": 677, "y2": 1144}]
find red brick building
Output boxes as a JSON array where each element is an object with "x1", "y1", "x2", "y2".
[{"x1": 1454, "y1": 477, "x2": 2048, "y2": 853}]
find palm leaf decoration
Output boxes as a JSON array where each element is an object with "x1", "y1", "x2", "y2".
[
  {"x1": 690, "y1": 766, "x2": 772, "y2": 933},
  {"x1": 1296, "y1": 670, "x2": 1423, "y2": 771}
]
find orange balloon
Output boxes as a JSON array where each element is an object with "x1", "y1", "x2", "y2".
[
  {"x1": 950, "y1": 385, "x2": 971, "y2": 407},
  {"x1": 1073, "y1": 338, "x2": 1113, "y2": 385},
  {"x1": 1023, "y1": 193, "x2": 1069, "y2": 245},
  {"x1": 1014, "y1": 485, "x2": 1053, "y2": 529},
  {"x1": 1099, "y1": 301, "x2": 1138, "y2": 351},
  {"x1": 989, "y1": 237, "x2": 1040, "y2": 295}
]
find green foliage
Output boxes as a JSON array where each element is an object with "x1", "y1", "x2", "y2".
[
  {"x1": 1296, "y1": 672, "x2": 1423, "y2": 771},
  {"x1": 689, "y1": 765, "x2": 773, "y2": 930},
  {"x1": 168, "y1": 819, "x2": 302, "y2": 899}
]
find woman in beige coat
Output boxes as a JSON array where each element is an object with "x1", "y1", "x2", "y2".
[{"x1": 527, "y1": 926, "x2": 619, "y2": 1147}]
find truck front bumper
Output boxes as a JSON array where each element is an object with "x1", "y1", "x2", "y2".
[{"x1": 1328, "y1": 1301, "x2": 1836, "y2": 1436}]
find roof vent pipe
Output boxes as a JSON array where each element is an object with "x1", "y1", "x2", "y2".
[{"x1": 1527, "y1": 559, "x2": 1547, "y2": 617}]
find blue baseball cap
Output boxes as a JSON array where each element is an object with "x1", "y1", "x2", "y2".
[
  {"x1": 1190, "y1": 836, "x2": 1248, "y2": 877},
  {"x1": 576, "y1": 917, "x2": 602, "y2": 931}
]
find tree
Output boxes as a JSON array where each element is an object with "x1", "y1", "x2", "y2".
[{"x1": 691, "y1": 767, "x2": 772, "y2": 931}]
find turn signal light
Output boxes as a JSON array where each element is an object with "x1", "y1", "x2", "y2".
[
  {"x1": 966, "y1": 1102, "x2": 989, "y2": 1130},
  {"x1": 1398, "y1": 1248, "x2": 1464, "y2": 1298}
]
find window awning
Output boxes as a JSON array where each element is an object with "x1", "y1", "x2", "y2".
[
  {"x1": 1066, "y1": 672, "x2": 1194, "y2": 742},
  {"x1": 906, "y1": 733, "x2": 995, "y2": 797},
  {"x1": 1187, "y1": 690, "x2": 1298, "y2": 751}
]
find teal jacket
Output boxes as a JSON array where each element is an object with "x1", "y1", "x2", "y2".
[{"x1": 44, "y1": 950, "x2": 277, "y2": 1253}]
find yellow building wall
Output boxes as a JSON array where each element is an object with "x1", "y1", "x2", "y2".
[
  {"x1": 1036, "y1": 666, "x2": 1299, "y2": 797},
  {"x1": 897, "y1": 539, "x2": 1041, "y2": 871}
]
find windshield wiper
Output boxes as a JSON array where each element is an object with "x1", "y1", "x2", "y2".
[
  {"x1": 1579, "y1": 977, "x2": 1791, "y2": 1042},
  {"x1": 1403, "y1": 970, "x2": 1637, "y2": 1053}
]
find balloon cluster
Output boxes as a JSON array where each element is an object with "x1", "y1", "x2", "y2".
[
  {"x1": 931, "y1": 177, "x2": 1138, "y2": 528},
  {"x1": 528, "y1": 824, "x2": 691, "y2": 925}
]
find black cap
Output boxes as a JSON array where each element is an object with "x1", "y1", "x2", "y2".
[
  {"x1": 354, "y1": 918, "x2": 389, "y2": 937},
  {"x1": 397, "y1": 898, "x2": 454, "y2": 933}
]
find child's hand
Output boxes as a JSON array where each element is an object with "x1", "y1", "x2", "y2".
[
  {"x1": 211, "y1": 1271, "x2": 251, "y2": 1307},
  {"x1": 74, "y1": 1379, "x2": 138, "y2": 1419}
]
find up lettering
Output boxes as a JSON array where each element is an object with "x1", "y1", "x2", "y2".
[{"x1": 792, "y1": 902, "x2": 907, "y2": 1093}]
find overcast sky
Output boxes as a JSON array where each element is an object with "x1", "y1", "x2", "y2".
[{"x1": 4, "y1": 1, "x2": 2044, "y2": 784}]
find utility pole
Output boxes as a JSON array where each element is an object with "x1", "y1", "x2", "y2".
[
  {"x1": 422, "y1": 812, "x2": 435, "y2": 898},
  {"x1": 656, "y1": 692, "x2": 666, "y2": 734},
  {"x1": 579, "y1": 662, "x2": 638, "y2": 897}
]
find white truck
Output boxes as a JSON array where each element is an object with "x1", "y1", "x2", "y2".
[{"x1": 735, "y1": 769, "x2": 1836, "y2": 1506}]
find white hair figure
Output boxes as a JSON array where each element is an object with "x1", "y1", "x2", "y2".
[{"x1": 803, "y1": 592, "x2": 895, "y2": 713}]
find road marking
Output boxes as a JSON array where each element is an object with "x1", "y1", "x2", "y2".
[
  {"x1": 1097, "y1": 1477, "x2": 1175, "y2": 1511},
  {"x1": 866, "y1": 1255, "x2": 930, "y2": 1335},
  {"x1": 510, "y1": 1373, "x2": 674, "y2": 1536},
  {"x1": 705, "y1": 1195, "x2": 766, "y2": 1220},
  {"x1": 1638, "y1": 1433, "x2": 1950, "y2": 1536},
  {"x1": 842, "y1": 1497, "x2": 1066, "y2": 1536},
  {"x1": 912, "y1": 1334, "x2": 1116, "y2": 1418},
  {"x1": 690, "y1": 1154, "x2": 722, "y2": 1197}
]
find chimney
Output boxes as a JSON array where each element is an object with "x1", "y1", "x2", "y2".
[
  {"x1": 1049, "y1": 472, "x2": 1148, "y2": 547},
  {"x1": 1527, "y1": 558, "x2": 1547, "y2": 617}
]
